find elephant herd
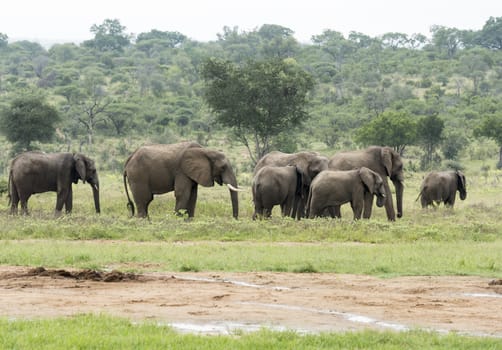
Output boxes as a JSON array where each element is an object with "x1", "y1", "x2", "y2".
[{"x1": 6, "y1": 142, "x2": 467, "y2": 220}]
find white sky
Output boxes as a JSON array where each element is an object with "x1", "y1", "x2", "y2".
[{"x1": 1, "y1": 0, "x2": 500, "y2": 44}]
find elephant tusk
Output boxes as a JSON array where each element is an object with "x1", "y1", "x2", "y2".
[
  {"x1": 93, "y1": 184, "x2": 99, "y2": 191},
  {"x1": 226, "y1": 183, "x2": 245, "y2": 192}
]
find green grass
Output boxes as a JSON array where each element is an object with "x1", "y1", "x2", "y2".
[
  {"x1": 2, "y1": 170, "x2": 502, "y2": 347},
  {"x1": 1, "y1": 239, "x2": 502, "y2": 277},
  {"x1": 1, "y1": 314, "x2": 501, "y2": 350}
]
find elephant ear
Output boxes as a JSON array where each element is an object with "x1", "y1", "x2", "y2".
[
  {"x1": 73, "y1": 154, "x2": 86, "y2": 183},
  {"x1": 381, "y1": 147, "x2": 393, "y2": 177},
  {"x1": 359, "y1": 167, "x2": 375, "y2": 193},
  {"x1": 290, "y1": 159, "x2": 311, "y2": 186},
  {"x1": 181, "y1": 148, "x2": 214, "y2": 187},
  {"x1": 456, "y1": 171, "x2": 466, "y2": 191}
]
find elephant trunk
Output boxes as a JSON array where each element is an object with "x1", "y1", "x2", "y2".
[
  {"x1": 393, "y1": 180, "x2": 403, "y2": 218},
  {"x1": 459, "y1": 190, "x2": 467, "y2": 200},
  {"x1": 224, "y1": 172, "x2": 239, "y2": 219},
  {"x1": 91, "y1": 183, "x2": 101, "y2": 214},
  {"x1": 375, "y1": 194, "x2": 386, "y2": 207},
  {"x1": 230, "y1": 189, "x2": 238, "y2": 219}
]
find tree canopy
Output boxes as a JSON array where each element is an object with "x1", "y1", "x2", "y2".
[
  {"x1": 0, "y1": 94, "x2": 60, "y2": 153},
  {"x1": 355, "y1": 110, "x2": 417, "y2": 155},
  {"x1": 474, "y1": 113, "x2": 502, "y2": 167},
  {"x1": 201, "y1": 57, "x2": 314, "y2": 163}
]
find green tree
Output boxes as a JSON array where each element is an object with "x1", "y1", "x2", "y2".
[
  {"x1": 58, "y1": 67, "x2": 111, "y2": 148},
  {"x1": 355, "y1": 110, "x2": 417, "y2": 155},
  {"x1": 417, "y1": 114, "x2": 444, "y2": 169},
  {"x1": 456, "y1": 49, "x2": 492, "y2": 95},
  {"x1": 201, "y1": 58, "x2": 314, "y2": 163},
  {"x1": 0, "y1": 94, "x2": 60, "y2": 153},
  {"x1": 83, "y1": 19, "x2": 131, "y2": 53},
  {"x1": 256, "y1": 24, "x2": 298, "y2": 58},
  {"x1": 478, "y1": 16, "x2": 502, "y2": 50},
  {"x1": 430, "y1": 25, "x2": 463, "y2": 58},
  {"x1": 474, "y1": 113, "x2": 502, "y2": 167}
]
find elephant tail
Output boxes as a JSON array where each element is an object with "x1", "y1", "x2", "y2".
[
  {"x1": 7, "y1": 169, "x2": 12, "y2": 206},
  {"x1": 123, "y1": 171, "x2": 135, "y2": 217}
]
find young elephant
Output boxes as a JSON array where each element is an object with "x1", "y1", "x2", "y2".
[
  {"x1": 307, "y1": 167, "x2": 386, "y2": 220},
  {"x1": 418, "y1": 170, "x2": 467, "y2": 208},
  {"x1": 8, "y1": 152, "x2": 100, "y2": 217},
  {"x1": 252, "y1": 165, "x2": 305, "y2": 220}
]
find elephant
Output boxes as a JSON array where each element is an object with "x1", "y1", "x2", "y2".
[
  {"x1": 8, "y1": 152, "x2": 100, "y2": 216},
  {"x1": 123, "y1": 141, "x2": 240, "y2": 219},
  {"x1": 328, "y1": 146, "x2": 404, "y2": 221},
  {"x1": 252, "y1": 165, "x2": 305, "y2": 220},
  {"x1": 417, "y1": 170, "x2": 467, "y2": 208},
  {"x1": 253, "y1": 151, "x2": 329, "y2": 219},
  {"x1": 307, "y1": 167, "x2": 386, "y2": 220}
]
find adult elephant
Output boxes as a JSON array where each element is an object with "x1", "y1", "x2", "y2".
[
  {"x1": 252, "y1": 165, "x2": 305, "y2": 220},
  {"x1": 328, "y1": 146, "x2": 404, "y2": 220},
  {"x1": 307, "y1": 167, "x2": 386, "y2": 220},
  {"x1": 123, "y1": 141, "x2": 239, "y2": 219},
  {"x1": 253, "y1": 151, "x2": 329, "y2": 219},
  {"x1": 417, "y1": 170, "x2": 466, "y2": 208},
  {"x1": 8, "y1": 152, "x2": 100, "y2": 216}
]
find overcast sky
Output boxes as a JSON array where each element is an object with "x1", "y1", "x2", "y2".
[{"x1": 1, "y1": 0, "x2": 500, "y2": 44}]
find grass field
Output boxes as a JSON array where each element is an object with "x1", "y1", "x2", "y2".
[{"x1": 1, "y1": 168, "x2": 502, "y2": 348}]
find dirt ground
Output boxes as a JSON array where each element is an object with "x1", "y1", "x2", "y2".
[{"x1": 1, "y1": 265, "x2": 502, "y2": 337}]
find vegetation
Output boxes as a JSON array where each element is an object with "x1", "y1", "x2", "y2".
[
  {"x1": 1, "y1": 16, "x2": 502, "y2": 348},
  {"x1": 2, "y1": 315, "x2": 501, "y2": 349},
  {"x1": 201, "y1": 58, "x2": 314, "y2": 163},
  {"x1": 0, "y1": 17, "x2": 501, "y2": 172},
  {"x1": 0, "y1": 93, "x2": 60, "y2": 153}
]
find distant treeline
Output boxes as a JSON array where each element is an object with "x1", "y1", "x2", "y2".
[{"x1": 0, "y1": 17, "x2": 501, "y2": 172}]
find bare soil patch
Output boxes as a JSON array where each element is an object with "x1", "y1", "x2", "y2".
[{"x1": 1, "y1": 265, "x2": 502, "y2": 336}]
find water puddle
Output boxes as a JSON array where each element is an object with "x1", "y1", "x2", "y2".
[
  {"x1": 463, "y1": 293, "x2": 502, "y2": 299},
  {"x1": 172, "y1": 275, "x2": 291, "y2": 291},
  {"x1": 241, "y1": 302, "x2": 409, "y2": 332},
  {"x1": 168, "y1": 275, "x2": 502, "y2": 337},
  {"x1": 169, "y1": 322, "x2": 294, "y2": 335}
]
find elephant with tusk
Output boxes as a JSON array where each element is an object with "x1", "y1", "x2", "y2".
[{"x1": 123, "y1": 141, "x2": 240, "y2": 219}]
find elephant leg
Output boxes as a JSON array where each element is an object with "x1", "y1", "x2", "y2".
[
  {"x1": 65, "y1": 187, "x2": 73, "y2": 214},
  {"x1": 296, "y1": 198, "x2": 306, "y2": 219},
  {"x1": 362, "y1": 192, "x2": 374, "y2": 219},
  {"x1": 10, "y1": 188, "x2": 20, "y2": 215},
  {"x1": 175, "y1": 178, "x2": 197, "y2": 217},
  {"x1": 253, "y1": 201, "x2": 263, "y2": 220},
  {"x1": 445, "y1": 195, "x2": 456, "y2": 208},
  {"x1": 282, "y1": 196, "x2": 295, "y2": 218},
  {"x1": 20, "y1": 195, "x2": 30, "y2": 216},
  {"x1": 55, "y1": 188, "x2": 70, "y2": 217},
  {"x1": 130, "y1": 183, "x2": 153, "y2": 218},
  {"x1": 186, "y1": 184, "x2": 198, "y2": 217},
  {"x1": 352, "y1": 199, "x2": 363, "y2": 220},
  {"x1": 331, "y1": 205, "x2": 341, "y2": 218},
  {"x1": 294, "y1": 195, "x2": 302, "y2": 219},
  {"x1": 264, "y1": 207, "x2": 272, "y2": 218}
]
